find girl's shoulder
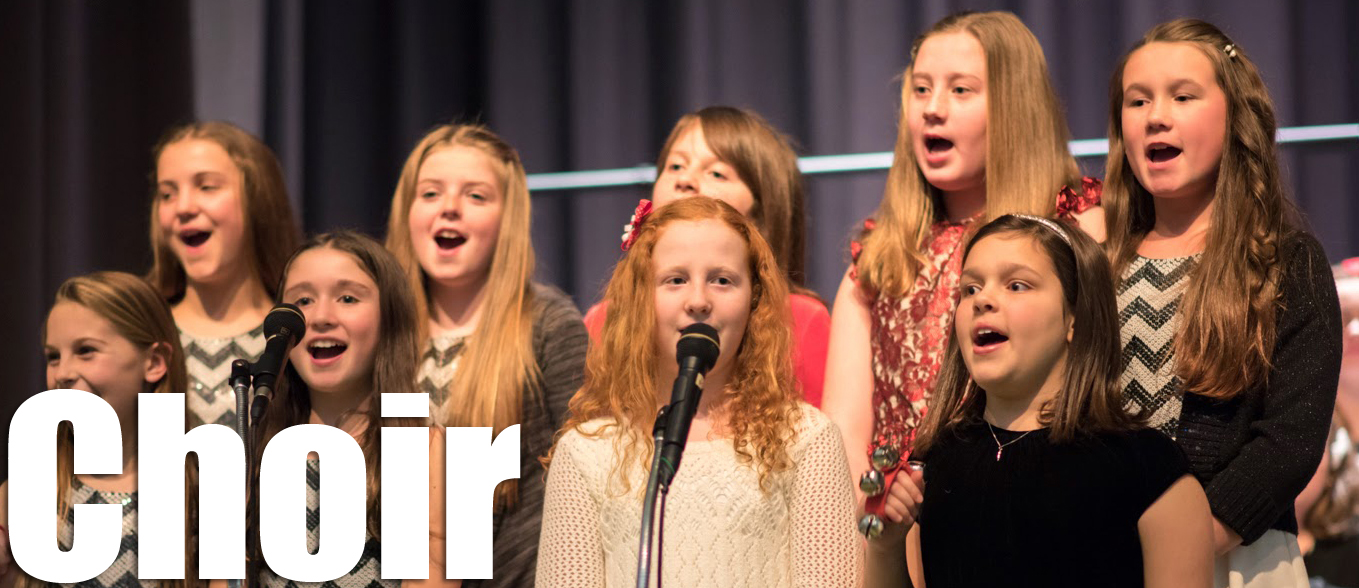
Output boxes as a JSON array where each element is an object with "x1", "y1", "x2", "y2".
[
  {"x1": 556, "y1": 418, "x2": 629, "y2": 452},
  {"x1": 787, "y1": 403, "x2": 840, "y2": 455},
  {"x1": 1274, "y1": 229, "x2": 1337, "y2": 310},
  {"x1": 551, "y1": 418, "x2": 635, "y2": 481},
  {"x1": 530, "y1": 281, "x2": 582, "y2": 315},
  {"x1": 788, "y1": 292, "x2": 828, "y2": 317},
  {"x1": 1279, "y1": 229, "x2": 1330, "y2": 278},
  {"x1": 1055, "y1": 177, "x2": 1103, "y2": 218},
  {"x1": 530, "y1": 281, "x2": 586, "y2": 330}
]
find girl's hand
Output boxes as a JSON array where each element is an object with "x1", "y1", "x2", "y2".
[
  {"x1": 1211, "y1": 517, "x2": 1243, "y2": 556},
  {"x1": 880, "y1": 466, "x2": 925, "y2": 527}
]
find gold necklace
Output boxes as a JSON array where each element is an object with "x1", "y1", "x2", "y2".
[{"x1": 985, "y1": 418, "x2": 1033, "y2": 461}]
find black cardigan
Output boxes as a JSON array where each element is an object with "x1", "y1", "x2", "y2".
[{"x1": 1177, "y1": 230, "x2": 1341, "y2": 544}]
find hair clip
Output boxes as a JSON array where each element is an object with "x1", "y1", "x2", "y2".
[
  {"x1": 620, "y1": 199, "x2": 654, "y2": 252},
  {"x1": 1223, "y1": 44, "x2": 1239, "y2": 59},
  {"x1": 1012, "y1": 214, "x2": 1071, "y2": 246}
]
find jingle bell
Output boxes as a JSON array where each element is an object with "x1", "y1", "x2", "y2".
[
  {"x1": 871, "y1": 445, "x2": 900, "y2": 470},
  {"x1": 859, "y1": 469, "x2": 885, "y2": 495},
  {"x1": 858, "y1": 514, "x2": 884, "y2": 539}
]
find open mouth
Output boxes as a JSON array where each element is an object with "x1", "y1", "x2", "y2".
[
  {"x1": 434, "y1": 229, "x2": 466, "y2": 250},
  {"x1": 925, "y1": 137, "x2": 954, "y2": 153},
  {"x1": 180, "y1": 230, "x2": 211, "y2": 247},
  {"x1": 308, "y1": 340, "x2": 347, "y2": 360},
  {"x1": 1147, "y1": 144, "x2": 1182, "y2": 163},
  {"x1": 972, "y1": 327, "x2": 1009, "y2": 347}
]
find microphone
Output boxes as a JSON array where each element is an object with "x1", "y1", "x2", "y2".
[
  {"x1": 250, "y1": 303, "x2": 306, "y2": 399},
  {"x1": 656, "y1": 323, "x2": 720, "y2": 489}
]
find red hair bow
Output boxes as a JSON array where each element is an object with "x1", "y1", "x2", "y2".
[{"x1": 621, "y1": 199, "x2": 654, "y2": 252}]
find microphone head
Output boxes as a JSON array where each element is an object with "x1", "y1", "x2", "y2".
[
  {"x1": 263, "y1": 302, "x2": 306, "y2": 343},
  {"x1": 677, "y1": 323, "x2": 720, "y2": 371}
]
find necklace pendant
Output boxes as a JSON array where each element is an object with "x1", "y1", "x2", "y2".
[{"x1": 995, "y1": 448, "x2": 1002, "y2": 461}]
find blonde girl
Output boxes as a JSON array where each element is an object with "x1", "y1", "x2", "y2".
[
  {"x1": 822, "y1": 10, "x2": 1103, "y2": 515},
  {"x1": 385, "y1": 124, "x2": 587, "y2": 587},
  {"x1": 2, "y1": 271, "x2": 200, "y2": 587}
]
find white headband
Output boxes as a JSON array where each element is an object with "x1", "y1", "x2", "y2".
[{"x1": 1011, "y1": 214, "x2": 1071, "y2": 246}]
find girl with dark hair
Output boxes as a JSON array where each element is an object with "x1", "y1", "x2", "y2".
[
  {"x1": 249, "y1": 231, "x2": 455, "y2": 587},
  {"x1": 1105, "y1": 19, "x2": 1341, "y2": 586},
  {"x1": 867, "y1": 215, "x2": 1213, "y2": 587}
]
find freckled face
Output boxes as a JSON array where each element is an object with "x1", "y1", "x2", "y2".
[{"x1": 651, "y1": 220, "x2": 752, "y2": 382}]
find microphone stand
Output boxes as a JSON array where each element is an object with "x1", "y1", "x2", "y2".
[
  {"x1": 635, "y1": 405, "x2": 669, "y2": 588},
  {"x1": 228, "y1": 360, "x2": 252, "y2": 588}
]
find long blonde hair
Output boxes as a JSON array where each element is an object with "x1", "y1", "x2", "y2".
[
  {"x1": 385, "y1": 123, "x2": 538, "y2": 510},
  {"x1": 855, "y1": 11, "x2": 1081, "y2": 297},
  {"x1": 147, "y1": 121, "x2": 300, "y2": 303},
  {"x1": 38, "y1": 271, "x2": 199, "y2": 588},
  {"x1": 1103, "y1": 19, "x2": 1296, "y2": 399},
  {"x1": 548, "y1": 197, "x2": 799, "y2": 493}
]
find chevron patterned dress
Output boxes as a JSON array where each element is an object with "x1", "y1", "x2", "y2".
[
  {"x1": 259, "y1": 458, "x2": 395, "y2": 588},
  {"x1": 1117, "y1": 254, "x2": 1198, "y2": 438},
  {"x1": 180, "y1": 326, "x2": 265, "y2": 429},
  {"x1": 56, "y1": 482, "x2": 143, "y2": 587},
  {"x1": 416, "y1": 333, "x2": 465, "y2": 423}
]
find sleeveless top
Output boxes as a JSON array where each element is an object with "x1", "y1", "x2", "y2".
[
  {"x1": 1117, "y1": 254, "x2": 1199, "y2": 438},
  {"x1": 56, "y1": 482, "x2": 145, "y2": 588}
]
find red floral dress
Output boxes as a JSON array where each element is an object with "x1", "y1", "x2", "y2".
[{"x1": 851, "y1": 178, "x2": 1102, "y2": 463}]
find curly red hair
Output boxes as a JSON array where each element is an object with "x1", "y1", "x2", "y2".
[{"x1": 549, "y1": 197, "x2": 800, "y2": 493}]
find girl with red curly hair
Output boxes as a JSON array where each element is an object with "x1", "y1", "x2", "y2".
[{"x1": 537, "y1": 197, "x2": 860, "y2": 587}]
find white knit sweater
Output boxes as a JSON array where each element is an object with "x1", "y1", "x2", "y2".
[{"x1": 536, "y1": 405, "x2": 862, "y2": 587}]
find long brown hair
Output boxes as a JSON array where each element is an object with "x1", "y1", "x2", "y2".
[
  {"x1": 656, "y1": 106, "x2": 810, "y2": 292},
  {"x1": 147, "y1": 121, "x2": 301, "y2": 303},
  {"x1": 247, "y1": 231, "x2": 427, "y2": 580},
  {"x1": 384, "y1": 123, "x2": 538, "y2": 511},
  {"x1": 914, "y1": 216, "x2": 1141, "y2": 454},
  {"x1": 1103, "y1": 19, "x2": 1297, "y2": 399},
  {"x1": 548, "y1": 197, "x2": 799, "y2": 493},
  {"x1": 37, "y1": 271, "x2": 200, "y2": 588},
  {"x1": 855, "y1": 11, "x2": 1082, "y2": 298}
]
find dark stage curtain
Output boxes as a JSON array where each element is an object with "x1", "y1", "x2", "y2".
[
  {"x1": 1, "y1": 0, "x2": 1356, "y2": 479},
  {"x1": 0, "y1": 0, "x2": 194, "y2": 477}
]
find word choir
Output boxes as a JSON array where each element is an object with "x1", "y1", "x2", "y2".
[{"x1": 7, "y1": 389, "x2": 518, "y2": 583}]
